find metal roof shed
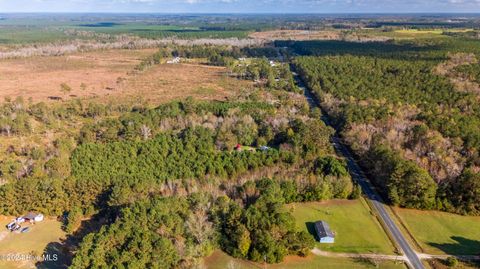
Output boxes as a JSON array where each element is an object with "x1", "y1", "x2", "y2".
[{"x1": 314, "y1": 220, "x2": 335, "y2": 243}]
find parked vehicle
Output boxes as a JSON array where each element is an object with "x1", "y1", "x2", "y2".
[
  {"x1": 11, "y1": 224, "x2": 21, "y2": 232},
  {"x1": 6, "y1": 221, "x2": 16, "y2": 230},
  {"x1": 15, "y1": 217, "x2": 25, "y2": 224},
  {"x1": 20, "y1": 227, "x2": 30, "y2": 233}
]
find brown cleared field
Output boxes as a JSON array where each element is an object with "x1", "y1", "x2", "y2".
[
  {"x1": 249, "y1": 30, "x2": 390, "y2": 42},
  {"x1": 0, "y1": 49, "x2": 249, "y2": 104},
  {"x1": 0, "y1": 49, "x2": 155, "y2": 101},
  {"x1": 249, "y1": 30, "x2": 341, "y2": 41},
  {"x1": 119, "y1": 63, "x2": 251, "y2": 104}
]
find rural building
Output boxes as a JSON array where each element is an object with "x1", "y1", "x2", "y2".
[
  {"x1": 314, "y1": 220, "x2": 335, "y2": 243},
  {"x1": 234, "y1": 144, "x2": 242, "y2": 151},
  {"x1": 23, "y1": 212, "x2": 44, "y2": 223},
  {"x1": 259, "y1": 146, "x2": 270, "y2": 151},
  {"x1": 167, "y1": 57, "x2": 181, "y2": 64}
]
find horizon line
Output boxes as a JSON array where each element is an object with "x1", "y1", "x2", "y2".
[{"x1": 1, "y1": 12, "x2": 480, "y2": 15}]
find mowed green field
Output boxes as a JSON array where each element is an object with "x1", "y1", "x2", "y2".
[
  {"x1": 0, "y1": 216, "x2": 66, "y2": 269},
  {"x1": 203, "y1": 250, "x2": 406, "y2": 269},
  {"x1": 364, "y1": 28, "x2": 476, "y2": 40},
  {"x1": 0, "y1": 27, "x2": 72, "y2": 44},
  {"x1": 395, "y1": 208, "x2": 480, "y2": 255},
  {"x1": 285, "y1": 199, "x2": 396, "y2": 254}
]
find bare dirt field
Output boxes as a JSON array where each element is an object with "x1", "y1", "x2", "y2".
[
  {"x1": 249, "y1": 30, "x2": 341, "y2": 41},
  {"x1": 0, "y1": 49, "x2": 155, "y2": 102},
  {"x1": 120, "y1": 63, "x2": 252, "y2": 104},
  {"x1": 0, "y1": 49, "x2": 249, "y2": 104}
]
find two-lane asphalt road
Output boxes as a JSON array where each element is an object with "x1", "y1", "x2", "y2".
[
  {"x1": 332, "y1": 136, "x2": 425, "y2": 269},
  {"x1": 292, "y1": 69, "x2": 425, "y2": 269}
]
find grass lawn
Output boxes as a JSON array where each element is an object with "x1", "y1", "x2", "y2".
[
  {"x1": 0, "y1": 216, "x2": 66, "y2": 269},
  {"x1": 395, "y1": 29, "x2": 444, "y2": 35},
  {"x1": 395, "y1": 208, "x2": 480, "y2": 255},
  {"x1": 284, "y1": 199, "x2": 396, "y2": 254},
  {"x1": 203, "y1": 250, "x2": 406, "y2": 269},
  {"x1": 365, "y1": 28, "x2": 475, "y2": 40}
]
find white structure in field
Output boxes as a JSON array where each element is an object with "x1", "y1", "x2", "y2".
[
  {"x1": 167, "y1": 57, "x2": 181, "y2": 64},
  {"x1": 23, "y1": 212, "x2": 44, "y2": 223}
]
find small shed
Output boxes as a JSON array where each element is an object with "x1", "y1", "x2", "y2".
[
  {"x1": 314, "y1": 220, "x2": 335, "y2": 243},
  {"x1": 259, "y1": 146, "x2": 271, "y2": 151},
  {"x1": 23, "y1": 212, "x2": 44, "y2": 223},
  {"x1": 167, "y1": 57, "x2": 181, "y2": 64}
]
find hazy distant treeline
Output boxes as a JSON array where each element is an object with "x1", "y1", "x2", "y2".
[{"x1": 0, "y1": 37, "x2": 265, "y2": 59}]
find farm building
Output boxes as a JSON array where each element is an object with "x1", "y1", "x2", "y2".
[
  {"x1": 314, "y1": 220, "x2": 335, "y2": 243},
  {"x1": 167, "y1": 57, "x2": 181, "y2": 64},
  {"x1": 23, "y1": 212, "x2": 44, "y2": 223}
]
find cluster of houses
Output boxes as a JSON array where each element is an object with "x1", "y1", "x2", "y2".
[
  {"x1": 5, "y1": 212, "x2": 44, "y2": 233},
  {"x1": 238, "y1": 58, "x2": 277, "y2": 67}
]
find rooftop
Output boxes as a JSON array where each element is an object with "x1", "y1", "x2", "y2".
[{"x1": 314, "y1": 220, "x2": 334, "y2": 238}]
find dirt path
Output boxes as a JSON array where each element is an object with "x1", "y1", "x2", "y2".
[
  {"x1": 417, "y1": 253, "x2": 480, "y2": 261},
  {"x1": 311, "y1": 248, "x2": 407, "y2": 261},
  {"x1": 0, "y1": 231, "x2": 7, "y2": 242},
  {"x1": 312, "y1": 248, "x2": 480, "y2": 262}
]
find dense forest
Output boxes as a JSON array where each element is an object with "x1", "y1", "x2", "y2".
[
  {"x1": 293, "y1": 39, "x2": 480, "y2": 215},
  {"x1": 454, "y1": 62, "x2": 480, "y2": 84},
  {"x1": 70, "y1": 179, "x2": 319, "y2": 268}
]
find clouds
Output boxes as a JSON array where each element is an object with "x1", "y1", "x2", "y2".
[{"x1": 0, "y1": 0, "x2": 479, "y2": 13}]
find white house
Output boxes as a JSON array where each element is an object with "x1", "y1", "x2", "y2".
[
  {"x1": 23, "y1": 212, "x2": 44, "y2": 223},
  {"x1": 314, "y1": 220, "x2": 335, "y2": 243},
  {"x1": 167, "y1": 57, "x2": 181, "y2": 64}
]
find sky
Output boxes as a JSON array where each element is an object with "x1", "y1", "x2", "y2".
[{"x1": 0, "y1": 0, "x2": 480, "y2": 13}]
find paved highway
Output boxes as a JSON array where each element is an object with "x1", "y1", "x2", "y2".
[
  {"x1": 293, "y1": 69, "x2": 425, "y2": 269},
  {"x1": 332, "y1": 136, "x2": 425, "y2": 269}
]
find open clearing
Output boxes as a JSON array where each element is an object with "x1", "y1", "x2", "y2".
[
  {"x1": 394, "y1": 208, "x2": 480, "y2": 255},
  {"x1": 395, "y1": 29, "x2": 445, "y2": 35},
  {"x1": 0, "y1": 216, "x2": 66, "y2": 269},
  {"x1": 0, "y1": 49, "x2": 249, "y2": 104},
  {"x1": 249, "y1": 30, "x2": 341, "y2": 41},
  {"x1": 120, "y1": 62, "x2": 251, "y2": 104},
  {"x1": 284, "y1": 199, "x2": 396, "y2": 254},
  {"x1": 203, "y1": 250, "x2": 406, "y2": 269},
  {"x1": 367, "y1": 28, "x2": 475, "y2": 40},
  {"x1": 394, "y1": 29, "x2": 474, "y2": 35},
  {"x1": 0, "y1": 49, "x2": 154, "y2": 101}
]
